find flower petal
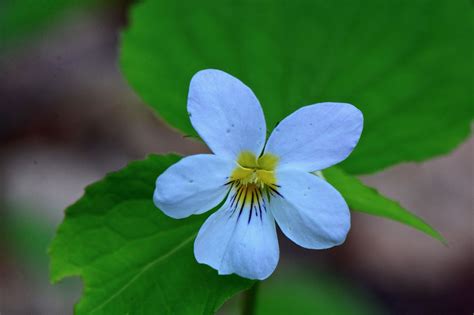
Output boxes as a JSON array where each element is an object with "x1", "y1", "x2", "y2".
[
  {"x1": 153, "y1": 154, "x2": 234, "y2": 219},
  {"x1": 194, "y1": 192, "x2": 279, "y2": 280},
  {"x1": 265, "y1": 103, "x2": 363, "y2": 172},
  {"x1": 188, "y1": 69, "x2": 266, "y2": 160},
  {"x1": 270, "y1": 168, "x2": 350, "y2": 249}
]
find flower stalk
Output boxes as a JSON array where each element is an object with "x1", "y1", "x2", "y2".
[{"x1": 242, "y1": 282, "x2": 259, "y2": 315}]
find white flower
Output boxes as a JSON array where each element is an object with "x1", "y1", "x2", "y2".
[{"x1": 153, "y1": 69, "x2": 363, "y2": 280}]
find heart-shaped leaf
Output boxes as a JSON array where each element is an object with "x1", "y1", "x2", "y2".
[
  {"x1": 120, "y1": 0, "x2": 472, "y2": 175},
  {"x1": 49, "y1": 154, "x2": 253, "y2": 314}
]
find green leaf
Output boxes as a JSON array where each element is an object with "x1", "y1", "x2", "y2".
[
  {"x1": 120, "y1": 0, "x2": 473, "y2": 175},
  {"x1": 323, "y1": 167, "x2": 445, "y2": 243},
  {"x1": 49, "y1": 154, "x2": 253, "y2": 315},
  {"x1": 255, "y1": 270, "x2": 383, "y2": 315}
]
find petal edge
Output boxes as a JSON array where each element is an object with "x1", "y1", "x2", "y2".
[
  {"x1": 194, "y1": 192, "x2": 279, "y2": 280},
  {"x1": 187, "y1": 69, "x2": 267, "y2": 160},
  {"x1": 154, "y1": 154, "x2": 234, "y2": 219},
  {"x1": 271, "y1": 169, "x2": 351, "y2": 249},
  {"x1": 265, "y1": 102, "x2": 363, "y2": 172}
]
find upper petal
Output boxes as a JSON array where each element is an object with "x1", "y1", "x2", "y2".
[
  {"x1": 264, "y1": 103, "x2": 363, "y2": 172},
  {"x1": 194, "y1": 189, "x2": 279, "y2": 280},
  {"x1": 188, "y1": 69, "x2": 266, "y2": 160},
  {"x1": 153, "y1": 154, "x2": 234, "y2": 219},
  {"x1": 270, "y1": 168, "x2": 350, "y2": 249}
]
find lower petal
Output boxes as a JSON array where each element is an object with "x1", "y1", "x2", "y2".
[
  {"x1": 194, "y1": 194, "x2": 279, "y2": 280},
  {"x1": 270, "y1": 169, "x2": 350, "y2": 249}
]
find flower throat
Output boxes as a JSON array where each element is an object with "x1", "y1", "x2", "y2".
[{"x1": 225, "y1": 151, "x2": 282, "y2": 222}]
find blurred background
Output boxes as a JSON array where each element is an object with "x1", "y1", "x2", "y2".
[{"x1": 0, "y1": 1, "x2": 472, "y2": 314}]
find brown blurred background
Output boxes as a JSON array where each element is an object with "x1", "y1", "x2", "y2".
[{"x1": 0, "y1": 3, "x2": 472, "y2": 315}]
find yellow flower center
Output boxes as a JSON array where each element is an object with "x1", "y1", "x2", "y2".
[
  {"x1": 225, "y1": 151, "x2": 281, "y2": 223},
  {"x1": 230, "y1": 151, "x2": 279, "y2": 189}
]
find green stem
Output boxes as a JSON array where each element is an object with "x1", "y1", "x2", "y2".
[{"x1": 242, "y1": 282, "x2": 259, "y2": 315}]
